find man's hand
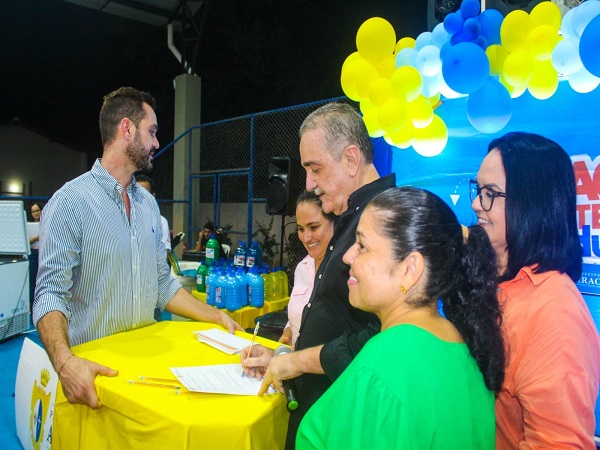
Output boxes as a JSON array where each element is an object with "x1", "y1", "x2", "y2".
[
  {"x1": 257, "y1": 351, "x2": 304, "y2": 396},
  {"x1": 59, "y1": 355, "x2": 118, "y2": 409},
  {"x1": 240, "y1": 344, "x2": 274, "y2": 379},
  {"x1": 219, "y1": 311, "x2": 243, "y2": 333}
]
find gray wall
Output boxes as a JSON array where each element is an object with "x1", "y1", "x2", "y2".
[{"x1": 0, "y1": 122, "x2": 88, "y2": 198}]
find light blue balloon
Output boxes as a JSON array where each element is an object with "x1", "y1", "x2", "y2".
[
  {"x1": 573, "y1": 0, "x2": 600, "y2": 38},
  {"x1": 467, "y1": 77, "x2": 512, "y2": 133},
  {"x1": 415, "y1": 31, "x2": 433, "y2": 51},
  {"x1": 395, "y1": 47, "x2": 418, "y2": 68},
  {"x1": 421, "y1": 74, "x2": 440, "y2": 98},
  {"x1": 442, "y1": 42, "x2": 489, "y2": 94},
  {"x1": 568, "y1": 65, "x2": 600, "y2": 93},
  {"x1": 431, "y1": 23, "x2": 450, "y2": 49},
  {"x1": 417, "y1": 45, "x2": 442, "y2": 77},
  {"x1": 561, "y1": 8, "x2": 577, "y2": 40},
  {"x1": 551, "y1": 38, "x2": 582, "y2": 76}
]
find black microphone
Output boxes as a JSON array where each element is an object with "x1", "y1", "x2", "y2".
[{"x1": 274, "y1": 345, "x2": 299, "y2": 412}]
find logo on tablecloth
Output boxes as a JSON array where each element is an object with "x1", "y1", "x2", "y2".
[{"x1": 29, "y1": 368, "x2": 53, "y2": 449}]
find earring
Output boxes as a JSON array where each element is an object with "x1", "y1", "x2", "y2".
[{"x1": 400, "y1": 285, "x2": 407, "y2": 295}]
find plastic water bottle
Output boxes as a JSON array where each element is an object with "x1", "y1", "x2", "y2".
[
  {"x1": 195, "y1": 261, "x2": 208, "y2": 293},
  {"x1": 246, "y1": 241, "x2": 257, "y2": 268},
  {"x1": 278, "y1": 267, "x2": 289, "y2": 298},
  {"x1": 247, "y1": 265, "x2": 264, "y2": 308},
  {"x1": 261, "y1": 266, "x2": 274, "y2": 303},
  {"x1": 234, "y1": 240, "x2": 247, "y2": 268},
  {"x1": 272, "y1": 266, "x2": 287, "y2": 299},
  {"x1": 206, "y1": 263, "x2": 217, "y2": 306},
  {"x1": 214, "y1": 267, "x2": 227, "y2": 309},
  {"x1": 225, "y1": 268, "x2": 242, "y2": 311},
  {"x1": 235, "y1": 266, "x2": 248, "y2": 306},
  {"x1": 206, "y1": 234, "x2": 220, "y2": 265}
]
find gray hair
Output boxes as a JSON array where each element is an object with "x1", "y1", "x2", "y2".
[{"x1": 299, "y1": 103, "x2": 373, "y2": 163}]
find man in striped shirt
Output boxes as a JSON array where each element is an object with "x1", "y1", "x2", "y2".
[{"x1": 33, "y1": 87, "x2": 242, "y2": 410}]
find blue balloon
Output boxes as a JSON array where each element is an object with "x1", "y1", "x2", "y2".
[
  {"x1": 467, "y1": 77, "x2": 512, "y2": 133},
  {"x1": 580, "y1": 14, "x2": 600, "y2": 78},
  {"x1": 442, "y1": 42, "x2": 490, "y2": 94},
  {"x1": 450, "y1": 30, "x2": 470, "y2": 45},
  {"x1": 444, "y1": 12, "x2": 464, "y2": 35},
  {"x1": 460, "y1": 0, "x2": 481, "y2": 20},
  {"x1": 463, "y1": 17, "x2": 481, "y2": 38},
  {"x1": 477, "y1": 8, "x2": 503, "y2": 46}
]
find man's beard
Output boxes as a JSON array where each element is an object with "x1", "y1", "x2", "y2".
[{"x1": 125, "y1": 131, "x2": 153, "y2": 172}]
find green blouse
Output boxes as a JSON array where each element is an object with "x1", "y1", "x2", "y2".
[{"x1": 296, "y1": 324, "x2": 495, "y2": 450}]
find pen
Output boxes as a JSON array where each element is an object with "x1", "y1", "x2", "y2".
[
  {"x1": 242, "y1": 321, "x2": 260, "y2": 375},
  {"x1": 129, "y1": 380, "x2": 181, "y2": 389}
]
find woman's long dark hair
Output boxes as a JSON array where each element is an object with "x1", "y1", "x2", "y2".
[
  {"x1": 488, "y1": 132, "x2": 582, "y2": 282},
  {"x1": 369, "y1": 187, "x2": 505, "y2": 392}
]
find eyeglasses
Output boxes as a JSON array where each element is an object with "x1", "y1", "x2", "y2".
[{"x1": 469, "y1": 179, "x2": 506, "y2": 212}]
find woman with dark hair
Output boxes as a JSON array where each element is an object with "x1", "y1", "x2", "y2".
[
  {"x1": 279, "y1": 190, "x2": 335, "y2": 346},
  {"x1": 296, "y1": 186, "x2": 505, "y2": 449},
  {"x1": 471, "y1": 131, "x2": 600, "y2": 449}
]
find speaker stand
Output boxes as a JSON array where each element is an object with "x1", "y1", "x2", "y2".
[{"x1": 279, "y1": 214, "x2": 285, "y2": 267}]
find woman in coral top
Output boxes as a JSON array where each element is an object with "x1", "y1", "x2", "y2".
[{"x1": 471, "y1": 131, "x2": 600, "y2": 449}]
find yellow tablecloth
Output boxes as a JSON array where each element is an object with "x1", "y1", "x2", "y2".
[
  {"x1": 52, "y1": 321, "x2": 289, "y2": 450},
  {"x1": 191, "y1": 290, "x2": 289, "y2": 329}
]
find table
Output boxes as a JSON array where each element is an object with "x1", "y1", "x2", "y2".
[
  {"x1": 190, "y1": 290, "x2": 289, "y2": 329},
  {"x1": 52, "y1": 321, "x2": 289, "y2": 450}
]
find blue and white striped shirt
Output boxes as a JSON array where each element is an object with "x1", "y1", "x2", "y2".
[{"x1": 33, "y1": 159, "x2": 181, "y2": 346}]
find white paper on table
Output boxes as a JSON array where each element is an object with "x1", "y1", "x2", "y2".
[
  {"x1": 193, "y1": 328, "x2": 253, "y2": 355},
  {"x1": 171, "y1": 364, "x2": 276, "y2": 395}
]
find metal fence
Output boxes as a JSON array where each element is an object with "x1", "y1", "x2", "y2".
[
  {"x1": 152, "y1": 96, "x2": 349, "y2": 274},
  {"x1": 3, "y1": 96, "x2": 351, "y2": 277}
]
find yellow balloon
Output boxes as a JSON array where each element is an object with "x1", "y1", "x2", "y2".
[
  {"x1": 500, "y1": 74, "x2": 527, "y2": 98},
  {"x1": 406, "y1": 96, "x2": 434, "y2": 129},
  {"x1": 501, "y1": 10, "x2": 532, "y2": 53},
  {"x1": 412, "y1": 115, "x2": 448, "y2": 157},
  {"x1": 528, "y1": 25, "x2": 560, "y2": 61},
  {"x1": 342, "y1": 52, "x2": 362, "y2": 72},
  {"x1": 428, "y1": 92, "x2": 442, "y2": 108},
  {"x1": 341, "y1": 58, "x2": 379, "y2": 101},
  {"x1": 356, "y1": 17, "x2": 396, "y2": 65},
  {"x1": 530, "y1": 1, "x2": 562, "y2": 30},
  {"x1": 377, "y1": 56, "x2": 396, "y2": 79},
  {"x1": 502, "y1": 51, "x2": 533, "y2": 88},
  {"x1": 378, "y1": 98, "x2": 408, "y2": 133},
  {"x1": 368, "y1": 77, "x2": 394, "y2": 106},
  {"x1": 391, "y1": 66, "x2": 423, "y2": 102},
  {"x1": 360, "y1": 98, "x2": 376, "y2": 115},
  {"x1": 362, "y1": 108, "x2": 386, "y2": 138},
  {"x1": 395, "y1": 37, "x2": 416, "y2": 54},
  {"x1": 385, "y1": 121, "x2": 415, "y2": 149},
  {"x1": 486, "y1": 44, "x2": 509, "y2": 76},
  {"x1": 528, "y1": 59, "x2": 559, "y2": 99}
]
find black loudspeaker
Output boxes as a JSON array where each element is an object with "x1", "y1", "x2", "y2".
[{"x1": 266, "y1": 156, "x2": 302, "y2": 216}]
